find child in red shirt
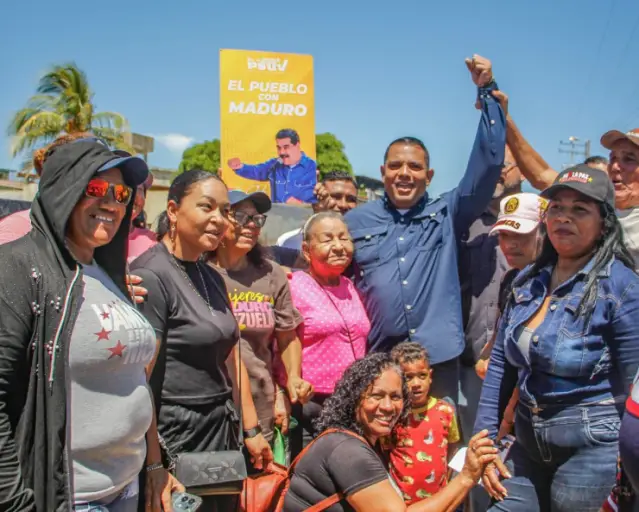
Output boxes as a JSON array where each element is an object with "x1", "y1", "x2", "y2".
[{"x1": 387, "y1": 342, "x2": 460, "y2": 503}]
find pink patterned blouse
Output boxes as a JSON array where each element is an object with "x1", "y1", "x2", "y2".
[{"x1": 290, "y1": 271, "x2": 370, "y2": 394}]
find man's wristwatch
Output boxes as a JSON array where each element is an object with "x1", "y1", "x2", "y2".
[{"x1": 243, "y1": 424, "x2": 263, "y2": 439}]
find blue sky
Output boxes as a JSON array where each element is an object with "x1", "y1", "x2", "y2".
[{"x1": 1, "y1": 0, "x2": 638, "y2": 196}]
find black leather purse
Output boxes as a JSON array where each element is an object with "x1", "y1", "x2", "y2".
[
  {"x1": 174, "y1": 450, "x2": 247, "y2": 496},
  {"x1": 155, "y1": 258, "x2": 249, "y2": 496}
]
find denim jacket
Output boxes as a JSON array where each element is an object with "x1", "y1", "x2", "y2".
[{"x1": 474, "y1": 256, "x2": 639, "y2": 439}]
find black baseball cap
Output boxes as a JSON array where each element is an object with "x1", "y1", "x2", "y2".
[
  {"x1": 541, "y1": 164, "x2": 614, "y2": 209},
  {"x1": 228, "y1": 189, "x2": 272, "y2": 213}
]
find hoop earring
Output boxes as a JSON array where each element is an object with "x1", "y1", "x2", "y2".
[{"x1": 170, "y1": 222, "x2": 177, "y2": 252}]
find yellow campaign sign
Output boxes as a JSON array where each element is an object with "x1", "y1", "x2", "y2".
[{"x1": 219, "y1": 49, "x2": 316, "y2": 204}]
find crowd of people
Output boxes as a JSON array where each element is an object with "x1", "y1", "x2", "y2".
[{"x1": 1, "y1": 53, "x2": 639, "y2": 512}]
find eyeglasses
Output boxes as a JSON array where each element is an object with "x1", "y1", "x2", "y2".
[
  {"x1": 85, "y1": 177, "x2": 133, "y2": 205},
  {"x1": 231, "y1": 211, "x2": 267, "y2": 228}
]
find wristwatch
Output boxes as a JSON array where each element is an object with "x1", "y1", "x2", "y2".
[{"x1": 243, "y1": 424, "x2": 263, "y2": 439}]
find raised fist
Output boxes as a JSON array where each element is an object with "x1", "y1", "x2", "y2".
[
  {"x1": 465, "y1": 54, "x2": 493, "y2": 88},
  {"x1": 227, "y1": 158, "x2": 243, "y2": 171}
]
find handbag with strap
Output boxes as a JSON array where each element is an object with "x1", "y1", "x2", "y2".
[{"x1": 240, "y1": 428, "x2": 367, "y2": 512}]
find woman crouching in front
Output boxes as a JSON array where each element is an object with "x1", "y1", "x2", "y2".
[{"x1": 283, "y1": 353, "x2": 497, "y2": 511}]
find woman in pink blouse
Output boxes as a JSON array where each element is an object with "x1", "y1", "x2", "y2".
[{"x1": 289, "y1": 211, "x2": 370, "y2": 454}]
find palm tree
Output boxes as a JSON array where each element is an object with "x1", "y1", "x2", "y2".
[{"x1": 8, "y1": 63, "x2": 134, "y2": 174}]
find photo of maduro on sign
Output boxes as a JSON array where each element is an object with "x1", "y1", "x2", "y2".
[
  {"x1": 227, "y1": 128, "x2": 316, "y2": 204},
  {"x1": 220, "y1": 49, "x2": 316, "y2": 204}
]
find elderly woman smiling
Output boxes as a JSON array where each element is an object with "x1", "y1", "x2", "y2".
[{"x1": 285, "y1": 211, "x2": 370, "y2": 452}]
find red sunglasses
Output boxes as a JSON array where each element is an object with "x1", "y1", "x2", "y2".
[{"x1": 86, "y1": 178, "x2": 133, "y2": 205}]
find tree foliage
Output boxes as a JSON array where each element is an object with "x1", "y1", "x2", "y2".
[
  {"x1": 316, "y1": 132, "x2": 353, "y2": 178},
  {"x1": 178, "y1": 139, "x2": 220, "y2": 174},
  {"x1": 8, "y1": 63, "x2": 133, "y2": 171}
]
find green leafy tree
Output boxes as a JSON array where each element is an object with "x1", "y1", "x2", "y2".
[
  {"x1": 179, "y1": 139, "x2": 220, "y2": 174},
  {"x1": 316, "y1": 133, "x2": 353, "y2": 178},
  {"x1": 8, "y1": 63, "x2": 133, "y2": 171}
]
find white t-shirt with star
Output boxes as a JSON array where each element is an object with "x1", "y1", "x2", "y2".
[{"x1": 68, "y1": 262, "x2": 157, "y2": 504}]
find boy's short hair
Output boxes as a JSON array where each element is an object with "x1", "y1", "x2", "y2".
[{"x1": 390, "y1": 341, "x2": 430, "y2": 367}]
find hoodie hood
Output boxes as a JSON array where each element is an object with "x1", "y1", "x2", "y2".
[{"x1": 30, "y1": 139, "x2": 148, "y2": 292}]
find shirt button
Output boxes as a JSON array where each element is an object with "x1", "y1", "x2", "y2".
[
  {"x1": 550, "y1": 304, "x2": 557, "y2": 311},
  {"x1": 400, "y1": 257, "x2": 405, "y2": 262},
  {"x1": 365, "y1": 235, "x2": 371, "y2": 240},
  {"x1": 490, "y1": 119, "x2": 495, "y2": 125},
  {"x1": 410, "y1": 329, "x2": 416, "y2": 335},
  {"x1": 402, "y1": 280, "x2": 408, "y2": 286},
  {"x1": 399, "y1": 237, "x2": 404, "y2": 241},
  {"x1": 405, "y1": 305, "x2": 412, "y2": 311},
  {"x1": 532, "y1": 335, "x2": 539, "y2": 344},
  {"x1": 360, "y1": 271, "x2": 364, "y2": 277}
]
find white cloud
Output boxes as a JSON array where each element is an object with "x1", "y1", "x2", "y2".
[{"x1": 152, "y1": 133, "x2": 195, "y2": 154}]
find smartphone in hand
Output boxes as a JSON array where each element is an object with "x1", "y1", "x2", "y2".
[{"x1": 172, "y1": 492, "x2": 202, "y2": 512}]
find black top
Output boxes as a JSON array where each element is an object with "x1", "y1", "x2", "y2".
[
  {"x1": 131, "y1": 243, "x2": 239, "y2": 407},
  {"x1": 283, "y1": 432, "x2": 390, "y2": 511}
]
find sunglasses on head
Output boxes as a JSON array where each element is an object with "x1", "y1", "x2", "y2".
[
  {"x1": 231, "y1": 211, "x2": 267, "y2": 228},
  {"x1": 85, "y1": 177, "x2": 133, "y2": 205}
]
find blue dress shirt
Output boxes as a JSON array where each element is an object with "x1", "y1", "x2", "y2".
[
  {"x1": 344, "y1": 83, "x2": 506, "y2": 364},
  {"x1": 235, "y1": 153, "x2": 317, "y2": 203}
]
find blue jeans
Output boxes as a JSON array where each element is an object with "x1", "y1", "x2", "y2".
[
  {"x1": 488, "y1": 402, "x2": 621, "y2": 512},
  {"x1": 74, "y1": 480, "x2": 139, "y2": 512}
]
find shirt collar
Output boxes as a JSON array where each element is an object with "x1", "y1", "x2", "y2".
[
  {"x1": 544, "y1": 254, "x2": 613, "y2": 280},
  {"x1": 521, "y1": 255, "x2": 614, "y2": 298},
  {"x1": 383, "y1": 192, "x2": 430, "y2": 218},
  {"x1": 287, "y1": 152, "x2": 309, "y2": 169}
]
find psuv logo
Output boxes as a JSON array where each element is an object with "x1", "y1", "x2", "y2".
[{"x1": 247, "y1": 57, "x2": 288, "y2": 72}]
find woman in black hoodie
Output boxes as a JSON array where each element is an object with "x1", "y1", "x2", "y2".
[{"x1": 0, "y1": 138, "x2": 180, "y2": 511}]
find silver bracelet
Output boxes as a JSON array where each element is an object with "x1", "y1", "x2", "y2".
[{"x1": 146, "y1": 462, "x2": 164, "y2": 473}]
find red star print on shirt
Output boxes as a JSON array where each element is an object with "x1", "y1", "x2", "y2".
[
  {"x1": 95, "y1": 328, "x2": 111, "y2": 341},
  {"x1": 107, "y1": 340, "x2": 127, "y2": 359},
  {"x1": 101, "y1": 311, "x2": 110, "y2": 319}
]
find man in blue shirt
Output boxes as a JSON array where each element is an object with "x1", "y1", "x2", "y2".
[
  {"x1": 227, "y1": 128, "x2": 317, "y2": 204},
  {"x1": 345, "y1": 55, "x2": 506, "y2": 403}
]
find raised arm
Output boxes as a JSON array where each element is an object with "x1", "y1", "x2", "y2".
[
  {"x1": 493, "y1": 91, "x2": 558, "y2": 190},
  {"x1": 228, "y1": 157, "x2": 278, "y2": 182},
  {"x1": 451, "y1": 55, "x2": 506, "y2": 237}
]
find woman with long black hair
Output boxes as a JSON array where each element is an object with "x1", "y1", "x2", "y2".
[{"x1": 475, "y1": 164, "x2": 639, "y2": 512}]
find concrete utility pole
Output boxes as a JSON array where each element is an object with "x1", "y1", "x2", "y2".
[{"x1": 559, "y1": 136, "x2": 591, "y2": 169}]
